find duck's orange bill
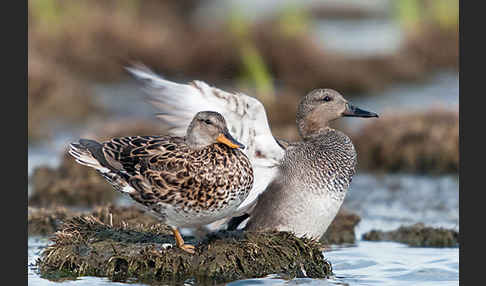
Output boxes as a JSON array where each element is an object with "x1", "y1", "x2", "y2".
[{"x1": 217, "y1": 133, "x2": 245, "y2": 149}]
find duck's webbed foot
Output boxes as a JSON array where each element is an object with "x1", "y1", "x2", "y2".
[{"x1": 171, "y1": 227, "x2": 196, "y2": 254}]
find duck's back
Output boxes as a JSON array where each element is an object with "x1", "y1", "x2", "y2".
[{"x1": 245, "y1": 129, "x2": 357, "y2": 239}]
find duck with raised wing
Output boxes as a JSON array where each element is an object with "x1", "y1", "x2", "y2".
[
  {"x1": 126, "y1": 65, "x2": 378, "y2": 240},
  {"x1": 69, "y1": 111, "x2": 254, "y2": 253}
]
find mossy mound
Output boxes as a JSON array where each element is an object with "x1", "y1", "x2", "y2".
[
  {"x1": 353, "y1": 108, "x2": 458, "y2": 173},
  {"x1": 37, "y1": 216, "x2": 332, "y2": 284},
  {"x1": 321, "y1": 209, "x2": 361, "y2": 245},
  {"x1": 28, "y1": 152, "x2": 120, "y2": 207},
  {"x1": 28, "y1": 204, "x2": 161, "y2": 236},
  {"x1": 362, "y1": 223, "x2": 459, "y2": 247},
  {"x1": 28, "y1": 206, "x2": 78, "y2": 236}
]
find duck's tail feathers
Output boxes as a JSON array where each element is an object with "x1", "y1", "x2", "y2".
[
  {"x1": 69, "y1": 139, "x2": 111, "y2": 174},
  {"x1": 69, "y1": 139, "x2": 135, "y2": 194}
]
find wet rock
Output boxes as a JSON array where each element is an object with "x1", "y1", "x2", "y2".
[
  {"x1": 321, "y1": 209, "x2": 361, "y2": 245},
  {"x1": 353, "y1": 108, "x2": 458, "y2": 173},
  {"x1": 37, "y1": 216, "x2": 332, "y2": 284},
  {"x1": 362, "y1": 223, "x2": 459, "y2": 247}
]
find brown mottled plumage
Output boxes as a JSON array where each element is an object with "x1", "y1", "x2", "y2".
[{"x1": 69, "y1": 111, "x2": 253, "y2": 253}]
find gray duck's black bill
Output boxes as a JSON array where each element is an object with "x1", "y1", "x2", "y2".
[
  {"x1": 217, "y1": 131, "x2": 246, "y2": 149},
  {"x1": 342, "y1": 103, "x2": 379, "y2": 118}
]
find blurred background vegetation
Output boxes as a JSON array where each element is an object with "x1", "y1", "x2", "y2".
[{"x1": 28, "y1": 0, "x2": 458, "y2": 186}]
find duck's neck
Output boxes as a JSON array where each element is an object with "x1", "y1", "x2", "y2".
[
  {"x1": 184, "y1": 132, "x2": 211, "y2": 150},
  {"x1": 297, "y1": 117, "x2": 333, "y2": 141}
]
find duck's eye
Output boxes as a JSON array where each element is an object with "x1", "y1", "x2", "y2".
[
  {"x1": 204, "y1": 119, "x2": 212, "y2": 125},
  {"x1": 323, "y1": 96, "x2": 332, "y2": 102}
]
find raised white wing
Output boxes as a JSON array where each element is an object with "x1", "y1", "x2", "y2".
[{"x1": 126, "y1": 64, "x2": 285, "y2": 214}]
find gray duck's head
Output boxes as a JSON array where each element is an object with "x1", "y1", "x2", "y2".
[
  {"x1": 186, "y1": 111, "x2": 245, "y2": 149},
  {"x1": 296, "y1": 89, "x2": 378, "y2": 139}
]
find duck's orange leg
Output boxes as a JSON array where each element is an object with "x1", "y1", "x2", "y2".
[{"x1": 171, "y1": 227, "x2": 196, "y2": 254}]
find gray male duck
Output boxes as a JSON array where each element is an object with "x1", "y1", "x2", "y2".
[
  {"x1": 126, "y1": 64, "x2": 378, "y2": 240},
  {"x1": 243, "y1": 89, "x2": 377, "y2": 239}
]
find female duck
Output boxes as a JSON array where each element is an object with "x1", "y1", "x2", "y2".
[{"x1": 69, "y1": 111, "x2": 254, "y2": 253}]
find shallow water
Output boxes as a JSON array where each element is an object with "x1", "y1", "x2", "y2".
[
  {"x1": 312, "y1": 18, "x2": 403, "y2": 56},
  {"x1": 195, "y1": 0, "x2": 389, "y2": 26},
  {"x1": 347, "y1": 173, "x2": 459, "y2": 237},
  {"x1": 325, "y1": 241, "x2": 458, "y2": 286}
]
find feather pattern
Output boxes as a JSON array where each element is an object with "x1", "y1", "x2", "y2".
[{"x1": 69, "y1": 134, "x2": 254, "y2": 228}]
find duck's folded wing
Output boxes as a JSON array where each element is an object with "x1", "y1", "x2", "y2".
[
  {"x1": 100, "y1": 136, "x2": 170, "y2": 173},
  {"x1": 126, "y1": 64, "x2": 285, "y2": 214}
]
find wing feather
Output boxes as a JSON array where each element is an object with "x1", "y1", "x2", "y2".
[{"x1": 126, "y1": 64, "x2": 285, "y2": 214}]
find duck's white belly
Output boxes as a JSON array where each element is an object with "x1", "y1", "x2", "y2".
[
  {"x1": 276, "y1": 190, "x2": 344, "y2": 240},
  {"x1": 165, "y1": 202, "x2": 243, "y2": 228},
  {"x1": 136, "y1": 196, "x2": 246, "y2": 228}
]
